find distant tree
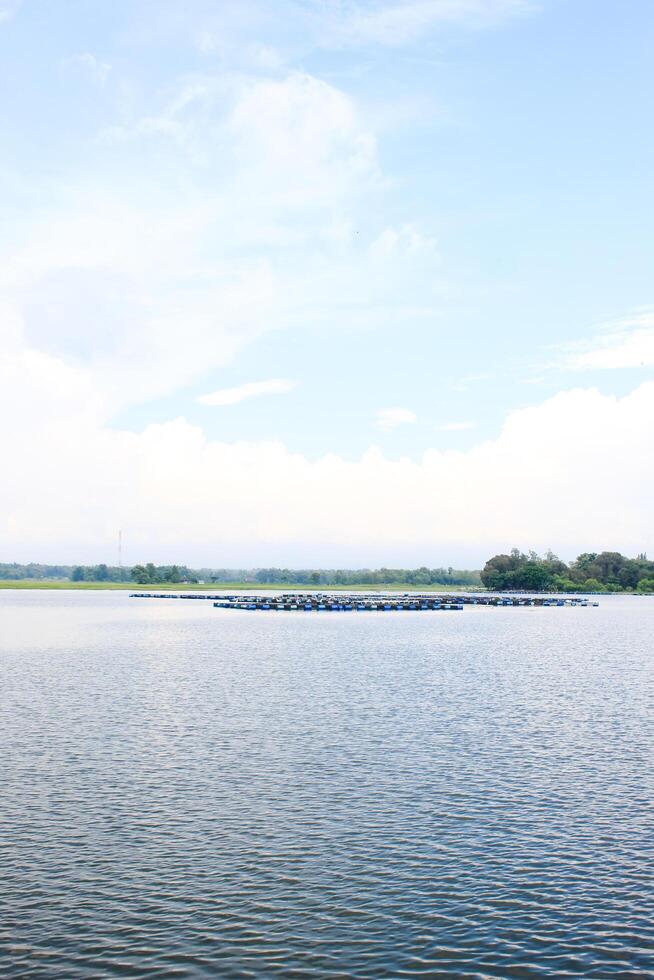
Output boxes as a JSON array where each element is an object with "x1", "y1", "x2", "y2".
[
  {"x1": 519, "y1": 562, "x2": 553, "y2": 591},
  {"x1": 0, "y1": 561, "x2": 479, "y2": 588},
  {"x1": 635, "y1": 556, "x2": 654, "y2": 588},
  {"x1": 481, "y1": 550, "x2": 560, "y2": 591},
  {"x1": 637, "y1": 578, "x2": 654, "y2": 593},
  {"x1": 480, "y1": 551, "x2": 523, "y2": 590},
  {"x1": 569, "y1": 553, "x2": 599, "y2": 583},
  {"x1": 570, "y1": 552, "x2": 626, "y2": 588},
  {"x1": 617, "y1": 560, "x2": 641, "y2": 590},
  {"x1": 553, "y1": 576, "x2": 578, "y2": 593}
]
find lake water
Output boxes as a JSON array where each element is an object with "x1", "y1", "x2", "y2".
[{"x1": 1, "y1": 591, "x2": 653, "y2": 978}]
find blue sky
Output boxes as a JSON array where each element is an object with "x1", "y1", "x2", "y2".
[{"x1": 1, "y1": 0, "x2": 653, "y2": 566}]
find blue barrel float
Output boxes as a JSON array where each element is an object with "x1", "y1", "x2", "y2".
[{"x1": 130, "y1": 591, "x2": 599, "y2": 611}]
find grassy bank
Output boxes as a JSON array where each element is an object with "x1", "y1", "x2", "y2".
[
  {"x1": 0, "y1": 580, "x2": 138, "y2": 590},
  {"x1": 0, "y1": 579, "x2": 481, "y2": 592}
]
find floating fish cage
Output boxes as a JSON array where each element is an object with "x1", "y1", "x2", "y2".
[
  {"x1": 210, "y1": 593, "x2": 599, "y2": 612},
  {"x1": 130, "y1": 592, "x2": 599, "y2": 611},
  {"x1": 213, "y1": 596, "x2": 465, "y2": 611}
]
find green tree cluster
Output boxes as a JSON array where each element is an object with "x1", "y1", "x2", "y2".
[
  {"x1": 2, "y1": 562, "x2": 59, "y2": 580},
  {"x1": 252, "y1": 566, "x2": 481, "y2": 587},
  {"x1": 3, "y1": 556, "x2": 651, "y2": 592},
  {"x1": 71, "y1": 563, "x2": 114, "y2": 582},
  {"x1": 481, "y1": 549, "x2": 654, "y2": 592},
  {"x1": 0, "y1": 562, "x2": 133, "y2": 582},
  {"x1": 130, "y1": 564, "x2": 197, "y2": 585}
]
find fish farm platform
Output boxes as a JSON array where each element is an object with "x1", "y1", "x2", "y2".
[{"x1": 130, "y1": 592, "x2": 599, "y2": 611}]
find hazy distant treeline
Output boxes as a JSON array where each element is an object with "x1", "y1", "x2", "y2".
[
  {"x1": 481, "y1": 550, "x2": 654, "y2": 593},
  {"x1": 130, "y1": 564, "x2": 482, "y2": 586},
  {"x1": 0, "y1": 562, "x2": 481, "y2": 587},
  {"x1": 0, "y1": 562, "x2": 133, "y2": 582},
  {"x1": 0, "y1": 562, "x2": 246, "y2": 584},
  {"x1": 4, "y1": 554, "x2": 652, "y2": 591},
  {"x1": 250, "y1": 567, "x2": 482, "y2": 587}
]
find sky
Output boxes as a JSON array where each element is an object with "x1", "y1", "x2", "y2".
[{"x1": 1, "y1": 0, "x2": 653, "y2": 568}]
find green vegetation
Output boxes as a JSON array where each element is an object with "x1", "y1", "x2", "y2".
[
  {"x1": 1, "y1": 561, "x2": 480, "y2": 589},
  {"x1": 0, "y1": 580, "x2": 142, "y2": 590},
  {"x1": 481, "y1": 549, "x2": 654, "y2": 592},
  {"x1": 0, "y1": 561, "x2": 201, "y2": 586},
  {"x1": 0, "y1": 578, "x2": 468, "y2": 592},
  {"x1": 130, "y1": 563, "x2": 197, "y2": 585},
  {"x1": 249, "y1": 566, "x2": 481, "y2": 588},
  {"x1": 2, "y1": 554, "x2": 652, "y2": 593},
  {"x1": 0, "y1": 562, "x2": 133, "y2": 583}
]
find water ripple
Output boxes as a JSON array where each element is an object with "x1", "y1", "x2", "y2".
[{"x1": 1, "y1": 592, "x2": 653, "y2": 977}]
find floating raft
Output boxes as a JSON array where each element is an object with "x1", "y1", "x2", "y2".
[
  {"x1": 214, "y1": 595, "x2": 464, "y2": 611},
  {"x1": 130, "y1": 592, "x2": 599, "y2": 611},
  {"x1": 211, "y1": 593, "x2": 598, "y2": 611}
]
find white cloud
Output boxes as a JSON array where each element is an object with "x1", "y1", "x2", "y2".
[
  {"x1": 61, "y1": 53, "x2": 112, "y2": 86},
  {"x1": 326, "y1": 0, "x2": 534, "y2": 47},
  {"x1": 227, "y1": 72, "x2": 381, "y2": 205},
  {"x1": 369, "y1": 223, "x2": 438, "y2": 259},
  {"x1": 11, "y1": 6, "x2": 643, "y2": 570},
  {"x1": 198, "y1": 32, "x2": 284, "y2": 71},
  {"x1": 1, "y1": 69, "x2": 392, "y2": 415},
  {"x1": 99, "y1": 71, "x2": 380, "y2": 203},
  {"x1": 197, "y1": 379, "x2": 297, "y2": 406},
  {"x1": 0, "y1": 200, "x2": 278, "y2": 414},
  {"x1": 0, "y1": 0, "x2": 21, "y2": 24},
  {"x1": 244, "y1": 42, "x2": 285, "y2": 70},
  {"x1": 139, "y1": 0, "x2": 533, "y2": 63},
  {"x1": 437, "y1": 421, "x2": 475, "y2": 431},
  {"x1": 376, "y1": 407, "x2": 418, "y2": 430},
  {"x1": 1, "y1": 351, "x2": 652, "y2": 564},
  {"x1": 562, "y1": 310, "x2": 654, "y2": 371}
]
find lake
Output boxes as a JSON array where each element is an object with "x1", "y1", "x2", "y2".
[{"x1": 1, "y1": 591, "x2": 653, "y2": 978}]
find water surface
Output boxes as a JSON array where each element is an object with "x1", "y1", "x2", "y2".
[{"x1": 1, "y1": 591, "x2": 653, "y2": 977}]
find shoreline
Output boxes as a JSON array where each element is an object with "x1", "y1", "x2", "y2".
[
  {"x1": 0, "y1": 581, "x2": 645, "y2": 595},
  {"x1": 0, "y1": 580, "x2": 481, "y2": 592}
]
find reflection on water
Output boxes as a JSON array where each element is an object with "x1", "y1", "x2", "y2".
[{"x1": 2, "y1": 591, "x2": 653, "y2": 977}]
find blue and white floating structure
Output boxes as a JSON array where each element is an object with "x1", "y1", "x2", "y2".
[{"x1": 130, "y1": 591, "x2": 600, "y2": 611}]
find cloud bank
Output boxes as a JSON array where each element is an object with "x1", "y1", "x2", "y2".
[
  {"x1": 376, "y1": 407, "x2": 418, "y2": 431},
  {"x1": 198, "y1": 379, "x2": 297, "y2": 406},
  {"x1": 562, "y1": 311, "x2": 654, "y2": 372},
  {"x1": 1, "y1": 322, "x2": 652, "y2": 564},
  {"x1": 437, "y1": 421, "x2": 475, "y2": 431},
  {"x1": 1, "y1": 3, "x2": 652, "y2": 567},
  {"x1": 313, "y1": 0, "x2": 534, "y2": 47}
]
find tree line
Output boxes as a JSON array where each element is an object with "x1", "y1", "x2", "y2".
[
  {"x1": 0, "y1": 561, "x2": 480, "y2": 587},
  {"x1": 0, "y1": 562, "x2": 133, "y2": 582},
  {"x1": 3, "y1": 555, "x2": 653, "y2": 591},
  {"x1": 131, "y1": 564, "x2": 482, "y2": 586},
  {"x1": 481, "y1": 550, "x2": 654, "y2": 593},
  {"x1": 251, "y1": 566, "x2": 481, "y2": 587}
]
